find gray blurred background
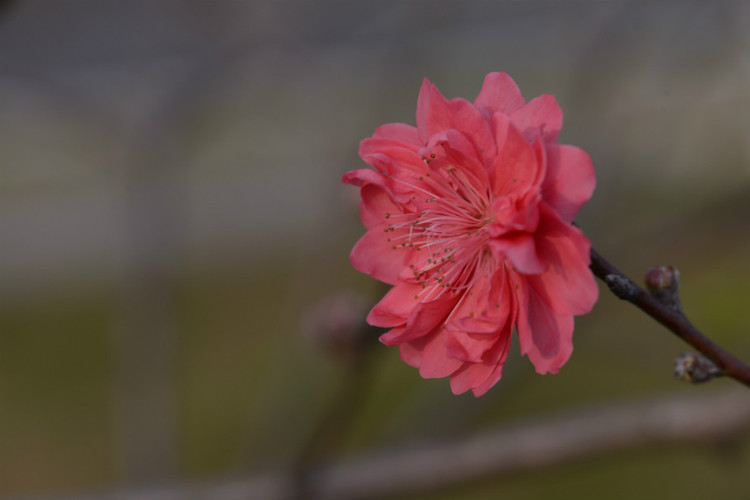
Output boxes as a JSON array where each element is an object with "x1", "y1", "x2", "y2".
[{"x1": 1, "y1": 0, "x2": 749, "y2": 498}]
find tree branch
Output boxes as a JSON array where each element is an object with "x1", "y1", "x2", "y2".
[{"x1": 590, "y1": 248, "x2": 750, "y2": 388}]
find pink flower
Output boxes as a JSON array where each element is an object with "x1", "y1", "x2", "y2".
[{"x1": 343, "y1": 73, "x2": 598, "y2": 396}]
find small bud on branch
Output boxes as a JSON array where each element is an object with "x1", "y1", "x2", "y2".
[{"x1": 645, "y1": 265, "x2": 682, "y2": 312}]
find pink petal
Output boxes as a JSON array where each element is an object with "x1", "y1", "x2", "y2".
[
  {"x1": 517, "y1": 285, "x2": 574, "y2": 374},
  {"x1": 359, "y1": 184, "x2": 401, "y2": 230},
  {"x1": 470, "y1": 361, "x2": 507, "y2": 397},
  {"x1": 488, "y1": 233, "x2": 545, "y2": 275},
  {"x1": 398, "y1": 330, "x2": 463, "y2": 379},
  {"x1": 398, "y1": 337, "x2": 424, "y2": 368},
  {"x1": 401, "y1": 296, "x2": 456, "y2": 342},
  {"x1": 450, "y1": 322, "x2": 513, "y2": 395},
  {"x1": 448, "y1": 269, "x2": 511, "y2": 333},
  {"x1": 542, "y1": 144, "x2": 596, "y2": 223},
  {"x1": 359, "y1": 139, "x2": 428, "y2": 202},
  {"x1": 349, "y1": 224, "x2": 409, "y2": 285},
  {"x1": 473, "y1": 72, "x2": 526, "y2": 119},
  {"x1": 367, "y1": 281, "x2": 422, "y2": 328},
  {"x1": 509, "y1": 94, "x2": 563, "y2": 144},
  {"x1": 444, "y1": 329, "x2": 499, "y2": 364},
  {"x1": 446, "y1": 275, "x2": 515, "y2": 361},
  {"x1": 449, "y1": 362, "x2": 495, "y2": 395},
  {"x1": 341, "y1": 167, "x2": 382, "y2": 188},
  {"x1": 490, "y1": 113, "x2": 541, "y2": 197},
  {"x1": 343, "y1": 164, "x2": 414, "y2": 208},
  {"x1": 381, "y1": 295, "x2": 456, "y2": 346},
  {"x1": 488, "y1": 191, "x2": 541, "y2": 236},
  {"x1": 528, "y1": 204, "x2": 598, "y2": 315},
  {"x1": 416, "y1": 78, "x2": 495, "y2": 160},
  {"x1": 378, "y1": 325, "x2": 406, "y2": 346},
  {"x1": 421, "y1": 129, "x2": 489, "y2": 187},
  {"x1": 418, "y1": 331, "x2": 464, "y2": 379},
  {"x1": 372, "y1": 123, "x2": 421, "y2": 145},
  {"x1": 360, "y1": 137, "x2": 424, "y2": 165}
]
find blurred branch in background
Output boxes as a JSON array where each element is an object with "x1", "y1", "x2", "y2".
[
  {"x1": 40, "y1": 388, "x2": 750, "y2": 500},
  {"x1": 290, "y1": 292, "x2": 380, "y2": 499}
]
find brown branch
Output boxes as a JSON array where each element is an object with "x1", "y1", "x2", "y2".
[{"x1": 590, "y1": 248, "x2": 750, "y2": 388}]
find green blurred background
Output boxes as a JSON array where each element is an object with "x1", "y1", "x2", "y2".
[{"x1": 0, "y1": 0, "x2": 749, "y2": 498}]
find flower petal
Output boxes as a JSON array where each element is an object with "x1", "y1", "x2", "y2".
[
  {"x1": 444, "y1": 330, "x2": 498, "y2": 363},
  {"x1": 349, "y1": 224, "x2": 409, "y2": 285},
  {"x1": 509, "y1": 94, "x2": 563, "y2": 144},
  {"x1": 449, "y1": 362, "x2": 494, "y2": 395},
  {"x1": 360, "y1": 137, "x2": 423, "y2": 166},
  {"x1": 419, "y1": 331, "x2": 464, "y2": 378},
  {"x1": 372, "y1": 123, "x2": 421, "y2": 145},
  {"x1": 358, "y1": 141, "x2": 428, "y2": 205},
  {"x1": 542, "y1": 144, "x2": 596, "y2": 223},
  {"x1": 470, "y1": 362, "x2": 507, "y2": 397},
  {"x1": 473, "y1": 72, "x2": 526, "y2": 119},
  {"x1": 381, "y1": 295, "x2": 456, "y2": 346},
  {"x1": 490, "y1": 113, "x2": 541, "y2": 197},
  {"x1": 448, "y1": 269, "x2": 510, "y2": 333},
  {"x1": 528, "y1": 204, "x2": 598, "y2": 315},
  {"x1": 449, "y1": 323, "x2": 513, "y2": 395},
  {"x1": 416, "y1": 78, "x2": 495, "y2": 160},
  {"x1": 367, "y1": 281, "x2": 422, "y2": 328},
  {"x1": 342, "y1": 164, "x2": 414, "y2": 208},
  {"x1": 341, "y1": 167, "x2": 382, "y2": 188},
  {"x1": 488, "y1": 233, "x2": 545, "y2": 275},
  {"x1": 421, "y1": 129, "x2": 489, "y2": 188},
  {"x1": 359, "y1": 184, "x2": 401, "y2": 229},
  {"x1": 398, "y1": 330, "x2": 463, "y2": 379},
  {"x1": 517, "y1": 284, "x2": 574, "y2": 374}
]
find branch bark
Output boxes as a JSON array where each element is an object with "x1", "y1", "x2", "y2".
[{"x1": 590, "y1": 248, "x2": 750, "y2": 388}]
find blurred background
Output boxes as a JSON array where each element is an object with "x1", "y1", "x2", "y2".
[{"x1": 1, "y1": 0, "x2": 749, "y2": 498}]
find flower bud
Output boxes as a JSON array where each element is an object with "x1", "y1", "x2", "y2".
[
  {"x1": 645, "y1": 265, "x2": 681, "y2": 311},
  {"x1": 303, "y1": 292, "x2": 370, "y2": 360}
]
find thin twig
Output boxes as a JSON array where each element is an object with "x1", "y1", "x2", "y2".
[{"x1": 590, "y1": 248, "x2": 750, "y2": 388}]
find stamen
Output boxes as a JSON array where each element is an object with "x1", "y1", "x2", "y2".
[{"x1": 381, "y1": 161, "x2": 495, "y2": 301}]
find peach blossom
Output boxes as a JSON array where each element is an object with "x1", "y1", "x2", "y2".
[{"x1": 343, "y1": 73, "x2": 598, "y2": 396}]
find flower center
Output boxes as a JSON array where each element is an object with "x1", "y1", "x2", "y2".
[{"x1": 387, "y1": 164, "x2": 494, "y2": 300}]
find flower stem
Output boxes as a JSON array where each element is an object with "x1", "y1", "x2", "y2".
[{"x1": 589, "y1": 248, "x2": 750, "y2": 388}]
